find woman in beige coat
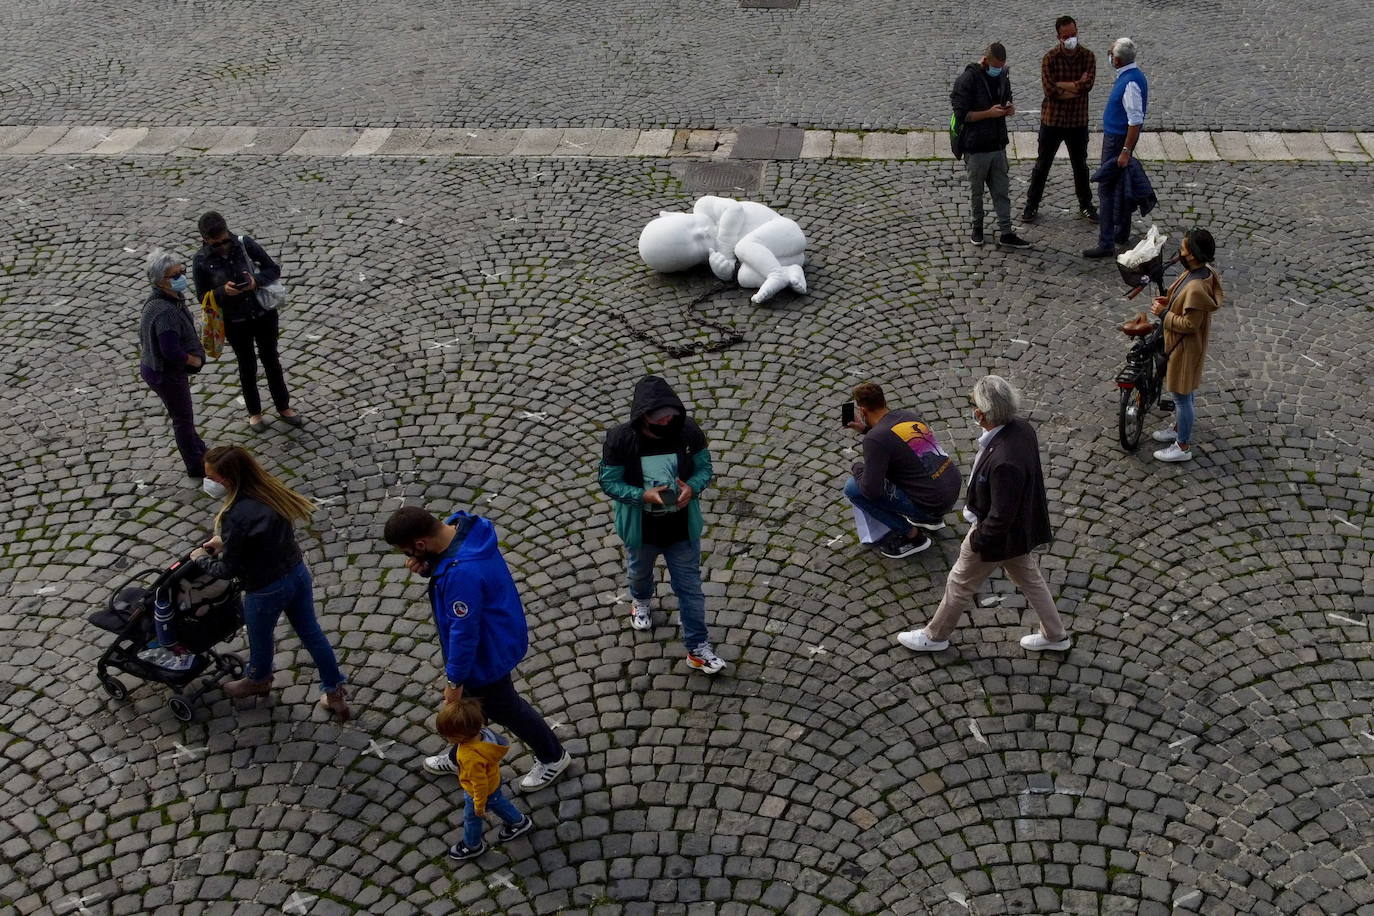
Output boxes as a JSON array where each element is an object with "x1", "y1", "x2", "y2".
[{"x1": 1149, "y1": 228, "x2": 1223, "y2": 462}]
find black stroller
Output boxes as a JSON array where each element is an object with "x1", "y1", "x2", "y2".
[{"x1": 90, "y1": 553, "x2": 245, "y2": 722}]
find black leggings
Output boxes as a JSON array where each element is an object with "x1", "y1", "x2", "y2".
[
  {"x1": 224, "y1": 310, "x2": 289, "y2": 415},
  {"x1": 456, "y1": 672, "x2": 564, "y2": 764}
]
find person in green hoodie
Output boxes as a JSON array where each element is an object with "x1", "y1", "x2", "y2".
[{"x1": 599, "y1": 376, "x2": 726, "y2": 674}]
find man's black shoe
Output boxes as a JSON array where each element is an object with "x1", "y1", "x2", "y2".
[
  {"x1": 1082, "y1": 245, "x2": 1115, "y2": 258},
  {"x1": 879, "y1": 532, "x2": 932, "y2": 559},
  {"x1": 971, "y1": 228, "x2": 985, "y2": 246},
  {"x1": 1080, "y1": 205, "x2": 1100, "y2": 223},
  {"x1": 1020, "y1": 208, "x2": 1038, "y2": 223},
  {"x1": 998, "y1": 233, "x2": 1032, "y2": 249}
]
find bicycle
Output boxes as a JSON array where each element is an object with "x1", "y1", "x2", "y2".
[{"x1": 1113, "y1": 250, "x2": 1179, "y2": 451}]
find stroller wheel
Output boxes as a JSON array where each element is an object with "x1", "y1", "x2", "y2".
[
  {"x1": 99, "y1": 676, "x2": 129, "y2": 700},
  {"x1": 168, "y1": 695, "x2": 195, "y2": 723},
  {"x1": 219, "y1": 653, "x2": 245, "y2": 678}
]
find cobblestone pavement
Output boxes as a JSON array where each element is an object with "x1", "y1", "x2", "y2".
[
  {"x1": 1, "y1": 148, "x2": 1372, "y2": 916},
  {"x1": 2, "y1": 0, "x2": 1373, "y2": 131}
]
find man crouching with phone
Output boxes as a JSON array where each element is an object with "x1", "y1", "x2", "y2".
[{"x1": 843, "y1": 381, "x2": 961, "y2": 558}]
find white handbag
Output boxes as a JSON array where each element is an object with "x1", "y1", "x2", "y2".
[{"x1": 238, "y1": 235, "x2": 288, "y2": 311}]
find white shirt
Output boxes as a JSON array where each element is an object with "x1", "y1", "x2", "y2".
[
  {"x1": 1116, "y1": 62, "x2": 1145, "y2": 127},
  {"x1": 961, "y1": 424, "x2": 1006, "y2": 525}
]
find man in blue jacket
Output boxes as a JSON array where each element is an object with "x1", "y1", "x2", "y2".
[
  {"x1": 1084, "y1": 37, "x2": 1149, "y2": 258},
  {"x1": 384, "y1": 507, "x2": 570, "y2": 790}
]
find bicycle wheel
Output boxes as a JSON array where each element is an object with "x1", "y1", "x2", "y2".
[{"x1": 1118, "y1": 386, "x2": 1146, "y2": 451}]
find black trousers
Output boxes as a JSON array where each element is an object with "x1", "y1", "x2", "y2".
[
  {"x1": 455, "y1": 672, "x2": 564, "y2": 764},
  {"x1": 224, "y1": 310, "x2": 289, "y2": 415},
  {"x1": 1024, "y1": 124, "x2": 1093, "y2": 213}
]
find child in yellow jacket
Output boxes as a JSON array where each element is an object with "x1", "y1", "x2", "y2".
[{"x1": 437, "y1": 698, "x2": 534, "y2": 862}]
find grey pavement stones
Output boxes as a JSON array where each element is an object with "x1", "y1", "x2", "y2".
[
  {"x1": 1, "y1": 152, "x2": 1372, "y2": 914},
  {"x1": 3, "y1": 125, "x2": 1373, "y2": 163},
  {"x1": 1, "y1": 0, "x2": 1371, "y2": 132}
]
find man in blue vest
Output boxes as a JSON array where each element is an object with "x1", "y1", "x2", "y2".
[{"x1": 1083, "y1": 38, "x2": 1148, "y2": 258}]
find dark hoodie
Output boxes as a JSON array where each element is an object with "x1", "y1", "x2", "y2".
[
  {"x1": 951, "y1": 63, "x2": 1013, "y2": 154},
  {"x1": 598, "y1": 376, "x2": 714, "y2": 551}
]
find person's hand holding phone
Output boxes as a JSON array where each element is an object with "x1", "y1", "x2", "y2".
[
  {"x1": 239, "y1": 271, "x2": 257, "y2": 291},
  {"x1": 643, "y1": 485, "x2": 670, "y2": 507},
  {"x1": 674, "y1": 478, "x2": 694, "y2": 509}
]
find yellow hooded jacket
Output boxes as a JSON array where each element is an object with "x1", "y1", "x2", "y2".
[{"x1": 457, "y1": 728, "x2": 510, "y2": 815}]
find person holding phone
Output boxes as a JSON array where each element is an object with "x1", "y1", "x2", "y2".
[
  {"x1": 950, "y1": 42, "x2": 1032, "y2": 249},
  {"x1": 598, "y1": 375, "x2": 726, "y2": 675},
  {"x1": 191, "y1": 211, "x2": 302, "y2": 431},
  {"x1": 843, "y1": 382, "x2": 962, "y2": 558}
]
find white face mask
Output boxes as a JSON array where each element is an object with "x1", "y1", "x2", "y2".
[
  {"x1": 1063, "y1": 36, "x2": 1078, "y2": 50},
  {"x1": 202, "y1": 478, "x2": 227, "y2": 499}
]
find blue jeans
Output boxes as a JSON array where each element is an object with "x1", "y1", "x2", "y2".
[
  {"x1": 843, "y1": 477, "x2": 942, "y2": 538},
  {"x1": 242, "y1": 561, "x2": 345, "y2": 691},
  {"x1": 627, "y1": 539, "x2": 708, "y2": 650},
  {"x1": 1097, "y1": 132, "x2": 1131, "y2": 248},
  {"x1": 1172, "y1": 391, "x2": 1196, "y2": 445},
  {"x1": 464, "y1": 788, "x2": 524, "y2": 847}
]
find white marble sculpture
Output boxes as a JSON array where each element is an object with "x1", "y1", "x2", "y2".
[{"x1": 638, "y1": 196, "x2": 808, "y2": 303}]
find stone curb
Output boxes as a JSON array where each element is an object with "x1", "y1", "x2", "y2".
[{"x1": 1, "y1": 125, "x2": 1370, "y2": 162}]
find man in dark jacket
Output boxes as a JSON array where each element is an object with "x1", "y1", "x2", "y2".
[
  {"x1": 598, "y1": 376, "x2": 725, "y2": 675},
  {"x1": 897, "y1": 376, "x2": 1071, "y2": 653},
  {"x1": 951, "y1": 43, "x2": 1032, "y2": 249},
  {"x1": 384, "y1": 507, "x2": 571, "y2": 791},
  {"x1": 843, "y1": 381, "x2": 961, "y2": 559}
]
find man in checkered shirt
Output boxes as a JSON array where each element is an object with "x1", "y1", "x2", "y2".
[{"x1": 1022, "y1": 16, "x2": 1099, "y2": 226}]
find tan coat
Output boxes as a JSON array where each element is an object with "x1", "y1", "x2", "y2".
[{"x1": 1163, "y1": 268, "x2": 1223, "y2": 395}]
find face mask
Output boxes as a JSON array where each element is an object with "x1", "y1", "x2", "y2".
[
  {"x1": 986, "y1": 66, "x2": 1004, "y2": 77},
  {"x1": 1063, "y1": 37, "x2": 1078, "y2": 50},
  {"x1": 169, "y1": 275, "x2": 190, "y2": 293},
  {"x1": 202, "y1": 478, "x2": 227, "y2": 499}
]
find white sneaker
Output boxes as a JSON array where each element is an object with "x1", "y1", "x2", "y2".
[
  {"x1": 629, "y1": 597, "x2": 651, "y2": 631},
  {"x1": 1153, "y1": 443, "x2": 1194, "y2": 462},
  {"x1": 519, "y1": 750, "x2": 572, "y2": 791},
  {"x1": 897, "y1": 629, "x2": 949, "y2": 652},
  {"x1": 1151, "y1": 428, "x2": 1177, "y2": 442},
  {"x1": 422, "y1": 751, "x2": 459, "y2": 776},
  {"x1": 686, "y1": 643, "x2": 727, "y2": 674},
  {"x1": 1020, "y1": 632, "x2": 1072, "y2": 652}
]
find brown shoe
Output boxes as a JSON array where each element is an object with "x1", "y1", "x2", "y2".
[
  {"x1": 223, "y1": 676, "x2": 273, "y2": 699},
  {"x1": 319, "y1": 686, "x2": 350, "y2": 721}
]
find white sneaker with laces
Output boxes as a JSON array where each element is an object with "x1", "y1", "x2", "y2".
[
  {"x1": 422, "y1": 751, "x2": 459, "y2": 776},
  {"x1": 897, "y1": 629, "x2": 949, "y2": 652},
  {"x1": 1151, "y1": 428, "x2": 1177, "y2": 443},
  {"x1": 520, "y1": 750, "x2": 572, "y2": 790},
  {"x1": 686, "y1": 643, "x2": 727, "y2": 674},
  {"x1": 629, "y1": 597, "x2": 651, "y2": 631},
  {"x1": 1153, "y1": 442, "x2": 1194, "y2": 462},
  {"x1": 1020, "y1": 632, "x2": 1072, "y2": 652}
]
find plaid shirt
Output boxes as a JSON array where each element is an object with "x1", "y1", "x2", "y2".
[{"x1": 1039, "y1": 46, "x2": 1096, "y2": 128}]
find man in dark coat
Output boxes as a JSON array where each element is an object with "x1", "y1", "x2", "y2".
[
  {"x1": 950, "y1": 42, "x2": 1032, "y2": 249},
  {"x1": 897, "y1": 376, "x2": 1071, "y2": 653}
]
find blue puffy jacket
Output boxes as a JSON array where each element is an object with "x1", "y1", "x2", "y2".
[{"x1": 428, "y1": 511, "x2": 529, "y2": 688}]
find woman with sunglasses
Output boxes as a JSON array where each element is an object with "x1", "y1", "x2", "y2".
[{"x1": 138, "y1": 249, "x2": 208, "y2": 485}]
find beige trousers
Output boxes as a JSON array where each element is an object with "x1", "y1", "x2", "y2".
[{"x1": 925, "y1": 529, "x2": 1068, "y2": 642}]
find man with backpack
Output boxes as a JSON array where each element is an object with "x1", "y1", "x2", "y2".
[{"x1": 950, "y1": 43, "x2": 1032, "y2": 250}]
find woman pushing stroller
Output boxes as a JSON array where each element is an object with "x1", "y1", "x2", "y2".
[{"x1": 192, "y1": 445, "x2": 350, "y2": 720}]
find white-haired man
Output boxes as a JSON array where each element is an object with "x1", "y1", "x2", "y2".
[
  {"x1": 897, "y1": 376, "x2": 1071, "y2": 653},
  {"x1": 1084, "y1": 38, "x2": 1148, "y2": 258}
]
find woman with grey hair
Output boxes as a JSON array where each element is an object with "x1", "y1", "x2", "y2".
[
  {"x1": 897, "y1": 375, "x2": 1072, "y2": 653},
  {"x1": 138, "y1": 249, "x2": 209, "y2": 485}
]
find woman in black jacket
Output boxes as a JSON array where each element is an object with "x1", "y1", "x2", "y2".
[{"x1": 194, "y1": 445, "x2": 348, "y2": 719}]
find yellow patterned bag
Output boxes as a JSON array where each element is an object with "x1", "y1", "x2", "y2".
[{"x1": 200, "y1": 289, "x2": 225, "y2": 359}]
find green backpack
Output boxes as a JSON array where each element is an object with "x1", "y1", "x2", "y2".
[{"x1": 949, "y1": 113, "x2": 964, "y2": 160}]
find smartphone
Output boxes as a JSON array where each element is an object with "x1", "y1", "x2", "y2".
[{"x1": 841, "y1": 402, "x2": 855, "y2": 427}]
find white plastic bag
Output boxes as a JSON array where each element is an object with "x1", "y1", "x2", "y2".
[{"x1": 1117, "y1": 225, "x2": 1168, "y2": 269}]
